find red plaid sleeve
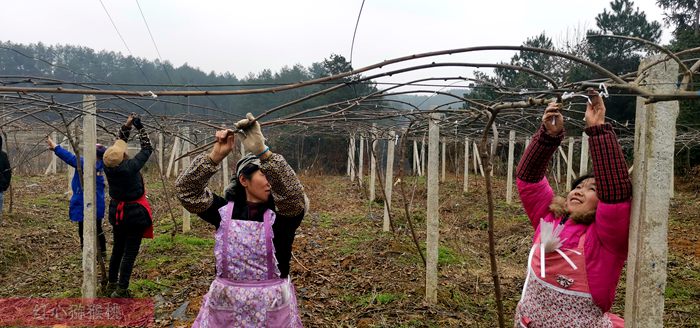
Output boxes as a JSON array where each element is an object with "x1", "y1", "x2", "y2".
[
  {"x1": 516, "y1": 126, "x2": 564, "y2": 182},
  {"x1": 586, "y1": 123, "x2": 632, "y2": 203}
]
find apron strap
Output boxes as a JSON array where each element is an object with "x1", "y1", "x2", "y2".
[
  {"x1": 218, "y1": 202, "x2": 234, "y2": 274},
  {"x1": 263, "y1": 209, "x2": 276, "y2": 279}
]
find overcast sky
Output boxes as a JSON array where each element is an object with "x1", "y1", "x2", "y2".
[{"x1": 0, "y1": 0, "x2": 670, "y2": 84}]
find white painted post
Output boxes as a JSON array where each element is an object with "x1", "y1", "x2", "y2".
[
  {"x1": 463, "y1": 137, "x2": 469, "y2": 193},
  {"x1": 625, "y1": 55, "x2": 678, "y2": 327},
  {"x1": 441, "y1": 137, "x2": 446, "y2": 182},
  {"x1": 579, "y1": 132, "x2": 589, "y2": 175},
  {"x1": 426, "y1": 113, "x2": 440, "y2": 304},
  {"x1": 506, "y1": 130, "x2": 516, "y2": 204},
  {"x1": 525, "y1": 137, "x2": 531, "y2": 149},
  {"x1": 358, "y1": 135, "x2": 364, "y2": 186},
  {"x1": 566, "y1": 137, "x2": 575, "y2": 189},
  {"x1": 383, "y1": 131, "x2": 395, "y2": 232},
  {"x1": 369, "y1": 125, "x2": 377, "y2": 201},
  {"x1": 81, "y1": 95, "x2": 97, "y2": 298}
]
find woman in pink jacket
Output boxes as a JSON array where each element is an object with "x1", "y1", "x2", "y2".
[{"x1": 514, "y1": 90, "x2": 631, "y2": 327}]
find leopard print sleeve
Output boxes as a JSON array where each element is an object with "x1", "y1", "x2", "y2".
[
  {"x1": 260, "y1": 153, "x2": 306, "y2": 217},
  {"x1": 175, "y1": 153, "x2": 220, "y2": 214}
]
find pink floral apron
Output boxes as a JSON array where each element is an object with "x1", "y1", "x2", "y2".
[
  {"x1": 514, "y1": 229, "x2": 624, "y2": 328},
  {"x1": 192, "y1": 202, "x2": 302, "y2": 328}
]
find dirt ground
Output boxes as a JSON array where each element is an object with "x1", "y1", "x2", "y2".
[{"x1": 0, "y1": 171, "x2": 698, "y2": 327}]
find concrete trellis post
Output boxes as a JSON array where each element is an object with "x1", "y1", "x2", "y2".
[
  {"x1": 44, "y1": 131, "x2": 58, "y2": 175},
  {"x1": 349, "y1": 136, "x2": 356, "y2": 182},
  {"x1": 158, "y1": 132, "x2": 164, "y2": 172},
  {"x1": 441, "y1": 138, "x2": 446, "y2": 182},
  {"x1": 463, "y1": 137, "x2": 469, "y2": 193},
  {"x1": 413, "y1": 140, "x2": 422, "y2": 176},
  {"x1": 625, "y1": 55, "x2": 679, "y2": 327},
  {"x1": 81, "y1": 95, "x2": 97, "y2": 298},
  {"x1": 383, "y1": 131, "x2": 395, "y2": 232},
  {"x1": 166, "y1": 136, "x2": 180, "y2": 178},
  {"x1": 579, "y1": 132, "x2": 589, "y2": 176},
  {"x1": 473, "y1": 142, "x2": 485, "y2": 177},
  {"x1": 222, "y1": 153, "x2": 230, "y2": 194},
  {"x1": 358, "y1": 135, "x2": 364, "y2": 186},
  {"x1": 556, "y1": 147, "x2": 561, "y2": 183},
  {"x1": 566, "y1": 137, "x2": 575, "y2": 189},
  {"x1": 472, "y1": 142, "x2": 478, "y2": 175},
  {"x1": 369, "y1": 127, "x2": 378, "y2": 201},
  {"x1": 425, "y1": 113, "x2": 440, "y2": 304},
  {"x1": 65, "y1": 131, "x2": 74, "y2": 194},
  {"x1": 181, "y1": 127, "x2": 191, "y2": 233},
  {"x1": 421, "y1": 137, "x2": 426, "y2": 177},
  {"x1": 506, "y1": 130, "x2": 516, "y2": 204},
  {"x1": 525, "y1": 137, "x2": 531, "y2": 149},
  {"x1": 347, "y1": 135, "x2": 352, "y2": 177}
]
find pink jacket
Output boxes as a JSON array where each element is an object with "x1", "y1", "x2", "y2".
[{"x1": 517, "y1": 176, "x2": 631, "y2": 312}]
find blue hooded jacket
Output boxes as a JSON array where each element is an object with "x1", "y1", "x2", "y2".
[{"x1": 54, "y1": 145, "x2": 106, "y2": 222}]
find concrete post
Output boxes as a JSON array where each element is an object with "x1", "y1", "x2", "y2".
[
  {"x1": 463, "y1": 137, "x2": 469, "y2": 193},
  {"x1": 426, "y1": 113, "x2": 440, "y2": 304},
  {"x1": 506, "y1": 130, "x2": 516, "y2": 204},
  {"x1": 579, "y1": 132, "x2": 589, "y2": 176},
  {"x1": 81, "y1": 95, "x2": 97, "y2": 298},
  {"x1": 441, "y1": 137, "x2": 446, "y2": 182},
  {"x1": 566, "y1": 137, "x2": 575, "y2": 189},
  {"x1": 625, "y1": 55, "x2": 679, "y2": 328},
  {"x1": 383, "y1": 131, "x2": 395, "y2": 232}
]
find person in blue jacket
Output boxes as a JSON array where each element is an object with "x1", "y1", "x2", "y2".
[{"x1": 47, "y1": 135, "x2": 107, "y2": 259}]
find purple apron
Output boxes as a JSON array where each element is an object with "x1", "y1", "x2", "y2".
[{"x1": 192, "y1": 202, "x2": 302, "y2": 328}]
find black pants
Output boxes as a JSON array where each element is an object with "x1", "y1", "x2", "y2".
[
  {"x1": 78, "y1": 220, "x2": 107, "y2": 255},
  {"x1": 108, "y1": 225, "x2": 145, "y2": 289}
]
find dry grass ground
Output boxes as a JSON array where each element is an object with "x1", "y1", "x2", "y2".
[{"x1": 0, "y1": 171, "x2": 698, "y2": 327}]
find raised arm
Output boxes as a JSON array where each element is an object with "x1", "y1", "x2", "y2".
[
  {"x1": 236, "y1": 113, "x2": 305, "y2": 217},
  {"x1": 516, "y1": 103, "x2": 564, "y2": 228},
  {"x1": 260, "y1": 153, "x2": 305, "y2": 217},
  {"x1": 584, "y1": 90, "x2": 632, "y2": 255},
  {"x1": 48, "y1": 135, "x2": 78, "y2": 168},
  {"x1": 175, "y1": 129, "x2": 234, "y2": 228},
  {"x1": 124, "y1": 116, "x2": 153, "y2": 172},
  {"x1": 117, "y1": 114, "x2": 134, "y2": 142}
]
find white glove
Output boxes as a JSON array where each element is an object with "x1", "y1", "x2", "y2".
[{"x1": 235, "y1": 113, "x2": 266, "y2": 155}]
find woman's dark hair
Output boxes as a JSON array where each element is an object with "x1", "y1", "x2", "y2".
[
  {"x1": 225, "y1": 163, "x2": 275, "y2": 210},
  {"x1": 571, "y1": 173, "x2": 595, "y2": 191}
]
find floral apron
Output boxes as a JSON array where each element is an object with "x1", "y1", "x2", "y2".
[
  {"x1": 514, "y1": 230, "x2": 623, "y2": 328},
  {"x1": 192, "y1": 202, "x2": 302, "y2": 328}
]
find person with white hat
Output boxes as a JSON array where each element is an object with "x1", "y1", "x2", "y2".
[{"x1": 103, "y1": 114, "x2": 154, "y2": 298}]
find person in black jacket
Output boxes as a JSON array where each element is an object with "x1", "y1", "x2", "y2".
[
  {"x1": 0, "y1": 135, "x2": 11, "y2": 224},
  {"x1": 102, "y1": 114, "x2": 153, "y2": 298}
]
